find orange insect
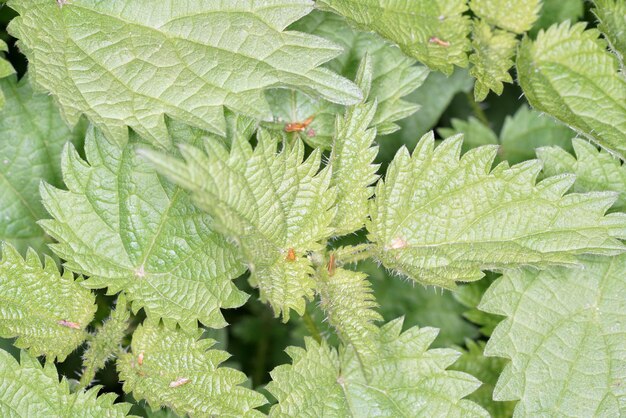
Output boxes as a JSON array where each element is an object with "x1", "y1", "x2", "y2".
[
  {"x1": 285, "y1": 115, "x2": 315, "y2": 133},
  {"x1": 327, "y1": 253, "x2": 336, "y2": 276},
  {"x1": 286, "y1": 247, "x2": 296, "y2": 261},
  {"x1": 58, "y1": 319, "x2": 80, "y2": 329},
  {"x1": 137, "y1": 352, "x2": 144, "y2": 366},
  {"x1": 429, "y1": 36, "x2": 450, "y2": 47}
]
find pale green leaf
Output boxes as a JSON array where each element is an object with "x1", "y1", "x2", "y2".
[
  {"x1": 480, "y1": 255, "x2": 626, "y2": 416},
  {"x1": 316, "y1": 268, "x2": 381, "y2": 360},
  {"x1": 451, "y1": 340, "x2": 515, "y2": 418},
  {"x1": 470, "y1": 0, "x2": 541, "y2": 34},
  {"x1": 40, "y1": 127, "x2": 247, "y2": 332},
  {"x1": 438, "y1": 117, "x2": 499, "y2": 153},
  {"x1": 517, "y1": 22, "x2": 626, "y2": 159},
  {"x1": 368, "y1": 132, "x2": 626, "y2": 288},
  {"x1": 0, "y1": 349, "x2": 132, "y2": 417},
  {"x1": 141, "y1": 132, "x2": 335, "y2": 320},
  {"x1": 329, "y1": 57, "x2": 380, "y2": 235},
  {"x1": 80, "y1": 294, "x2": 130, "y2": 388},
  {"x1": 7, "y1": 0, "x2": 361, "y2": 147},
  {"x1": 539, "y1": 138, "x2": 626, "y2": 212},
  {"x1": 268, "y1": 318, "x2": 488, "y2": 417},
  {"x1": 531, "y1": 0, "x2": 584, "y2": 36},
  {"x1": 594, "y1": 0, "x2": 626, "y2": 64},
  {"x1": 0, "y1": 76, "x2": 83, "y2": 255},
  {"x1": 118, "y1": 323, "x2": 266, "y2": 417},
  {"x1": 0, "y1": 40, "x2": 15, "y2": 108},
  {"x1": 0, "y1": 243, "x2": 95, "y2": 361},
  {"x1": 469, "y1": 20, "x2": 518, "y2": 101},
  {"x1": 317, "y1": 0, "x2": 471, "y2": 75}
]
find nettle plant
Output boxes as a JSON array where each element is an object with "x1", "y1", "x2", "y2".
[{"x1": 0, "y1": 0, "x2": 625, "y2": 417}]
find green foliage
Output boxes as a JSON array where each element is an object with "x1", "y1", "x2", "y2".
[
  {"x1": 40, "y1": 127, "x2": 247, "y2": 331},
  {"x1": 531, "y1": 0, "x2": 584, "y2": 36},
  {"x1": 518, "y1": 22, "x2": 626, "y2": 158},
  {"x1": 470, "y1": 0, "x2": 541, "y2": 34},
  {"x1": 0, "y1": 76, "x2": 83, "y2": 254},
  {"x1": 0, "y1": 349, "x2": 132, "y2": 417},
  {"x1": 267, "y1": 318, "x2": 488, "y2": 417},
  {"x1": 480, "y1": 255, "x2": 626, "y2": 416},
  {"x1": 118, "y1": 323, "x2": 266, "y2": 417},
  {"x1": 594, "y1": 0, "x2": 626, "y2": 62},
  {"x1": 0, "y1": 39, "x2": 15, "y2": 107},
  {"x1": 368, "y1": 132, "x2": 626, "y2": 288},
  {"x1": 7, "y1": 0, "x2": 360, "y2": 147},
  {"x1": 0, "y1": 243, "x2": 95, "y2": 361}
]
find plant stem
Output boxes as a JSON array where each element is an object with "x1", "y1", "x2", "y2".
[
  {"x1": 465, "y1": 91, "x2": 490, "y2": 126},
  {"x1": 333, "y1": 243, "x2": 376, "y2": 265}
]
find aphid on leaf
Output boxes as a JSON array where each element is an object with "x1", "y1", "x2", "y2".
[
  {"x1": 137, "y1": 352, "x2": 144, "y2": 366},
  {"x1": 169, "y1": 377, "x2": 191, "y2": 388},
  {"x1": 58, "y1": 319, "x2": 80, "y2": 329},
  {"x1": 429, "y1": 36, "x2": 450, "y2": 47},
  {"x1": 327, "y1": 253, "x2": 336, "y2": 276},
  {"x1": 285, "y1": 115, "x2": 315, "y2": 133},
  {"x1": 286, "y1": 247, "x2": 296, "y2": 261}
]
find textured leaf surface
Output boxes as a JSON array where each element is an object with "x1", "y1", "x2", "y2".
[
  {"x1": 470, "y1": 0, "x2": 541, "y2": 33},
  {"x1": 469, "y1": 21, "x2": 517, "y2": 101},
  {"x1": 539, "y1": 138, "x2": 626, "y2": 212},
  {"x1": 7, "y1": 0, "x2": 360, "y2": 147},
  {"x1": 268, "y1": 318, "x2": 488, "y2": 417},
  {"x1": 480, "y1": 255, "x2": 626, "y2": 416},
  {"x1": 0, "y1": 40, "x2": 15, "y2": 108},
  {"x1": 118, "y1": 323, "x2": 266, "y2": 417},
  {"x1": 0, "y1": 349, "x2": 131, "y2": 417},
  {"x1": 368, "y1": 132, "x2": 626, "y2": 288},
  {"x1": 517, "y1": 22, "x2": 626, "y2": 158},
  {"x1": 0, "y1": 244, "x2": 95, "y2": 361},
  {"x1": 80, "y1": 295, "x2": 130, "y2": 388},
  {"x1": 531, "y1": 0, "x2": 584, "y2": 35},
  {"x1": 594, "y1": 0, "x2": 626, "y2": 62},
  {"x1": 0, "y1": 76, "x2": 83, "y2": 254},
  {"x1": 40, "y1": 127, "x2": 247, "y2": 331},
  {"x1": 317, "y1": 0, "x2": 471, "y2": 74},
  {"x1": 142, "y1": 133, "x2": 335, "y2": 320}
]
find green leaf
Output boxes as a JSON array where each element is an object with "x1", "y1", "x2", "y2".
[
  {"x1": 517, "y1": 22, "x2": 626, "y2": 159},
  {"x1": 7, "y1": 0, "x2": 361, "y2": 147},
  {"x1": 141, "y1": 132, "x2": 335, "y2": 320},
  {"x1": 451, "y1": 340, "x2": 515, "y2": 418},
  {"x1": 453, "y1": 273, "x2": 503, "y2": 336},
  {"x1": 317, "y1": 0, "x2": 471, "y2": 75},
  {"x1": 329, "y1": 57, "x2": 380, "y2": 235},
  {"x1": 0, "y1": 349, "x2": 132, "y2": 416},
  {"x1": 530, "y1": 0, "x2": 584, "y2": 36},
  {"x1": 469, "y1": 20, "x2": 518, "y2": 101},
  {"x1": 0, "y1": 76, "x2": 83, "y2": 255},
  {"x1": 316, "y1": 268, "x2": 381, "y2": 360},
  {"x1": 594, "y1": 0, "x2": 626, "y2": 63},
  {"x1": 118, "y1": 323, "x2": 266, "y2": 417},
  {"x1": 470, "y1": 0, "x2": 541, "y2": 34},
  {"x1": 267, "y1": 318, "x2": 488, "y2": 417},
  {"x1": 80, "y1": 294, "x2": 130, "y2": 388},
  {"x1": 0, "y1": 243, "x2": 95, "y2": 361},
  {"x1": 0, "y1": 39, "x2": 15, "y2": 108},
  {"x1": 368, "y1": 132, "x2": 626, "y2": 288},
  {"x1": 40, "y1": 127, "x2": 247, "y2": 332},
  {"x1": 438, "y1": 117, "x2": 499, "y2": 153},
  {"x1": 479, "y1": 255, "x2": 626, "y2": 416},
  {"x1": 539, "y1": 138, "x2": 626, "y2": 212}
]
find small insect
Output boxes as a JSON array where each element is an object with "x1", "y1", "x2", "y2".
[
  {"x1": 285, "y1": 115, "x2": 315, "y2": 133},
  {"x1": 429, "y1": 36, "x2": 450, "y2": 47},
  {"x1": 286, "y1": 247, "x2": 296, "y2": 261},
  {"x1": 327, "y1": 253, "x2": 336, "y2": 276},
  {"x1": 58, "y1": 319, "x2": 80, "y2": 329},
  {"x1": 169, "y1": 377, "x2": 191, "y2": 388},
  {"x1": 137, "y1": 352, "x2": 144, "y2": 366}
]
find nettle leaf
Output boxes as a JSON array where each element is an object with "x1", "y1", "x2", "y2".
[
  {"x1": 517, "y1": 22, "x2": 626, "y2": 159},
  {"x1": 470, "y1": 0, "x2": 541, "y2": 34},
  {"x1": 451, "y1": 340, "x2": 515, "y2": 418},
  {"x1": 7, "y1": 0, "x2": 361, "y2": 147},
  {"x1": 480, "y1": 255, "x2": 626, "y2": 416},
  {"x1": 80, "y1": 294, "x2": 130, "y2": 388},
  {"x1": 0, "y1": 40, "x2": 16, "y2": 108},
  {"x1": 594, "y1": 0, "x2": 626, "y2": 62},
  {"x1": 0, "y1": 243, "x2": 96, "y2": 361},
  {"x1": 329, "y1": 57, "x2": 380, "y2": 235},
  {"x1": 317, "y1": 0, "x2": 471, "y2": 75},
  {"x1": 0, "y1": 76, "x2": 83, "y2": 255},
  {"x1": 267, "y1": 318, "x2": 488, "y2": 417},
  {"x1": 539, "y1": 138, "x2": 626, "y2": 212},
  {"x1": 368, "y1": 132, "x2": 626, "y2": 288},
  {"x1": 118, "y1": 323, "x2": 266, "y2": 417},
  {"x1": 317, "y1": 268, "x2": 381, "y2": 360},
  {"x1": 453, "y1": 274, "x2": 503, "y2": 336},
  {"x1": 40, "y1": 127, "x2": 247, "y2": 331},
  {"x1": 142, "y1": 133, "x2": 335, "y2": 320},
  {"x1": 0, "y1": 350, "x2": 132, "y2": 417},
  {"x1": 469, "y1": 20, "x2": 517, "y2": 101},
  {"x1": 531, "y1": 0, "x2": 584, "y2": 36},
  {"x1": 267, "y1": 11, "x2": 427, "y2": 148}
]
